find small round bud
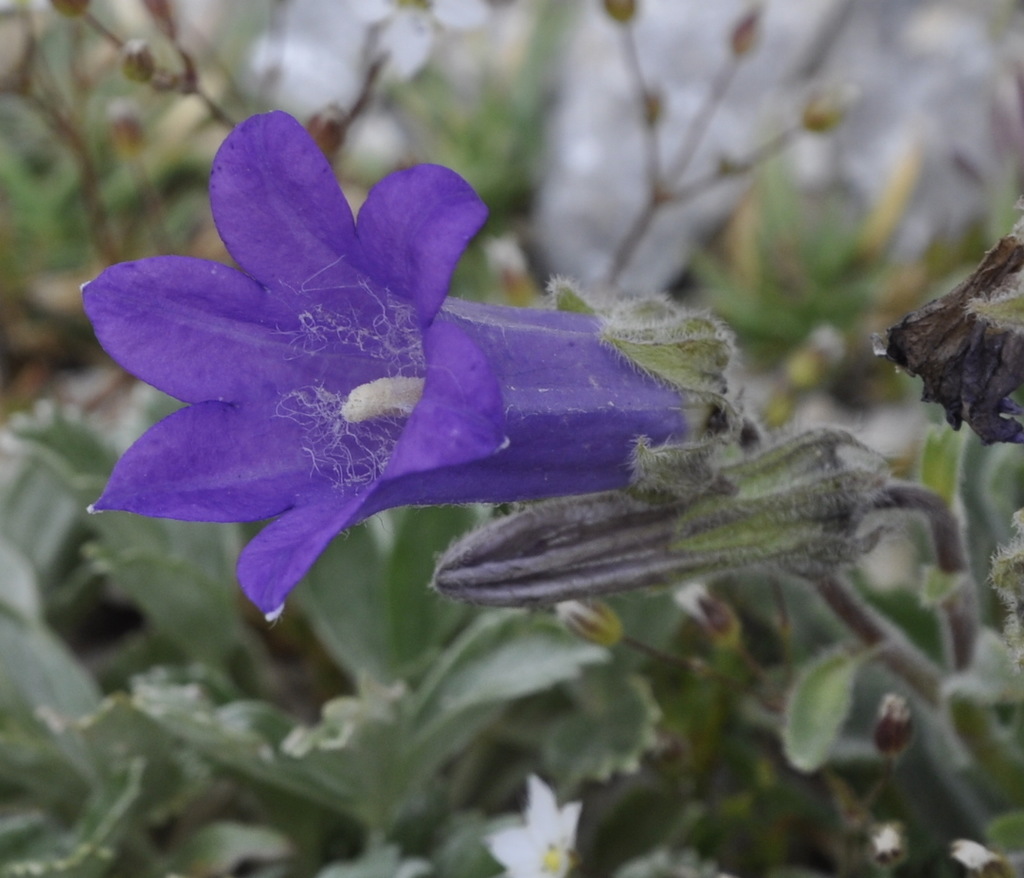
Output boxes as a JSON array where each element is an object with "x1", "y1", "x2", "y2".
[
  {"x1": 643, "y1": 90, "x2": 662, "y2": 127},
  {"x1": 802, "y1": 88, "x2": 853, "y2": 133},
  {"x1": 873, "y1": 693, "x2": 912, "y2": 757},
  {"x1": 307, "y1": 104, "x2": 346, "y2": 161},
  {"x1": 603, "y1": 0, "x2": 637, "y2": 23},
  {"x1": 729, "y1": 8, "x2": 761, "y2": 57},
  {"x1": 486, "y1": 235, "x2": 535, "y2": 307},
  {"x1": 121, "y1": 39, "x2": 156, "y2": 83},
  {"x1": 950, "y1": 840, "x2": 1014, "y2": 878},
  {"x1": 556, "y1": 600, "x2": 623, "y2": 647},
  {"x1": 675, "y1": 583, "x2": 740, "y2": 647},
  {"x1": 50, "y1": 0, "x2": 90, "y2": 16},
  {"x1": 107, "y1": 98, "x2": 145, "y2": 159},
  {"x1": 870, "y1": 822, "x2": 906, "y2": 867}
]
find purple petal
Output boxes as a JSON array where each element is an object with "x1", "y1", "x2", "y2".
[
  {"x1": 355, "y1": 164, "x2": 487, "y2": 324},
  {"x1": 210, "y1": 111, "x2": 362, "y2": 296},
  {"x1": 92, "y1": 401, "x2": 322, "y2": 522},
  {"x1": 383, "y1": 321, "x2": 505, "y2": 479},
  {"x1": 237, "y1": 497, "x2": 367, "y2": 616},
  {"x1": 83, "y1": 256, "x2": 310, "y2": 404}
]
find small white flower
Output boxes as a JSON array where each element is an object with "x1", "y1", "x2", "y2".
[
  {"x1": 950, "y1": 839, "x2": 1013, "y2": 877},
  {"x1": 350, "y1": 0, "x2": 489, "y2": 78},
  {"x1": 870, "y1": 822, "x2": 905, "y2": 866},
  {"x1": 951, "y1": 840, "x2": 997, "y2": 870},
  {"x1": 486, "y1": 775, "x2": 581, "y2": 878}
]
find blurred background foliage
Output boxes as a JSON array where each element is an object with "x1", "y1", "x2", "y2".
[{"x1": 4, "y1": 0, "x2": 1024, "y2": 876}]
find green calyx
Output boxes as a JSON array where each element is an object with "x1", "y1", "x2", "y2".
[
  {"x1": 663, "y1": 427, "x2": 890, "y2": 581},
  {"x1": 551, "y1": 279, "x2": 740, "y2": 441},
  {"x1": 433, "y1": 427, "x2": 894, "y2": 608}
]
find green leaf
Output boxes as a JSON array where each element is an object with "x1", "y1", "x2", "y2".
[
  {"x1": 0, "y1": 606, "x2": 100, "y2": 717},
  {"x1": 918, "y1": 425, "x2": 966, "y2": 507},
  {"x1": 0, "y1": 759, "x2": 144, "y2": 878},
  {"x1": 79, "y1": 693, "x2": 212, "y2": 824},
  {"x1": 163, "y1": 821, "x2": 293, "y2": 875},
  {"x1": 544, "y1": 663, "x2": 661, "y2": 785},
  {"x1": 85, "y1": 523, "x2": 245, "y2": 667},
  {"x1": 613, "y1": 848, "x2": 720, "y2": 878},
  {"x1": 315, "y1": 844, "x2": 432, "y2": 878},
  {"x1": 945, "y1": 629, "x2": 1024, "y2": 705},
  {"x1": 0, "y1": 536, "x2": 41, "y2": 619},
  {"x1": 298, "y1": 507, "x2": 475, "y2": 682},
  {"x1": 404, "y1": 613, "x2": 606, "y2": 806},
  {"x1": 412, "y1": 611, "x2": 606, "y2": 721},
  {"x1": 0, "y1": 813, "x2": 65, "y2": 862},
  {"x1": 129, "y1": 677, "x2": 386, "y2": 823},
  {"x1": 278, "y1": 612, "x2": 607, "y2": 830},
  {"x1": 987, "y1": 810, "x2": 1024, "y2": 850},
  {"x1": 0, "y1": 450, "x2": 87, "y2": 586},
  {"x1": 782, "y1": 650, "x2": 861, "y2": 773},
  {"x1": 920, "y1": 567, "x2": 961, "y2": 606}
]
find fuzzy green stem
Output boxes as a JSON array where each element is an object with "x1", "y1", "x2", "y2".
[{"x1": 814, "y1": 575, "x2": 942, "y2": 705}]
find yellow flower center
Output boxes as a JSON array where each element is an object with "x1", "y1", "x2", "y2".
[
  {"x1": 542, "y1": 846, "x2": 566, "y2": 875},
  {"x1": 341, "y1": 376, "x2": 425, "y2": 423}
]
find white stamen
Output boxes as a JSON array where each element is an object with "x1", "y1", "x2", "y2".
[
  {"x1": 341, "y1": 376, "x2": 424, "y2": 423},
  {"x1": 264, "y1": 604, "x2": 285, "y2": 623}
]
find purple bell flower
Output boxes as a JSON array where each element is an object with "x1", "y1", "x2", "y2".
[{"x1": 83, "y1": 111, "x2": 687, "y2": 617}]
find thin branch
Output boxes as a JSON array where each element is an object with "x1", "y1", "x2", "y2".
[
  {"x1": 870, "y1": 482, "x2": 977, "y2": 670},
  {"x1": 814, "y1": 574, "x2": 942, "y2": 705}
]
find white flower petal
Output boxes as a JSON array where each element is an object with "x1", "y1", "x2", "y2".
[
  {"x1": 558, "y1": 801, "x2": 582, "y2": 845},
  {"x1": 486, "y1": 776, "x2": 580, "y2": 878},
  {"x1": 349, "y1": 0, "x2": 395, "y2": 24},
  {"x1": 487, "y1": 826, "x2": 541, "y2": 872},
  {"x1": 379, "y1": 10, "x2": 434, "y2": 78},
  {"x1": 432, "y1": 0, "x2": 489, "y2": 30},
  {"x1": 525, "y1": 775, "x2": 561, "y2": 836},
  {"x1": 950, "y1": 839, "x2": 998, "y2": 870}
]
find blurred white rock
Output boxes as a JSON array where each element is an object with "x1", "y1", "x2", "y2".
[
  {"x1": 534, "y1": 0, "x2": 1020, "y2": 291},
  {"x1": 248, "y1": 1, "x2": 369, "y2": 112},
  {"x1": 238, "y1": 0, "x2": 1023, "y2": 292}
]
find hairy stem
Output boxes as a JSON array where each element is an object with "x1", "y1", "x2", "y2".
[
  {"x1": 871, "y1": 482, "x2": 977, "y2": 670},
  {"x1": 814, "y1": 574, "x2": 941, "y2": 705}
]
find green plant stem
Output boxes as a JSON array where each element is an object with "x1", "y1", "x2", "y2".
[
  {"x1": 335, "y1": 54, "x2": 385, "y2": 157},
  {"x1": 84, "y1": 9, "x2": 235, "y2": 129},
  {"x1": 605, "y1": 29, "x2": 793, "y2": 286},
  {"x1": 622, "y1": 634, "x2": 780, "y2": 711},
  {"x1": 29, "y1": 94, "x2": 118, "y2": 264},
  {"x1": 871, "y1": 482, "x2": 977, "y2": 671},
  {"x1": 813, "y1": 574, "x2": 941, "y2": 705},
  {"x1": 606, "y1": 19, "x2": 662, "y2": 286}
]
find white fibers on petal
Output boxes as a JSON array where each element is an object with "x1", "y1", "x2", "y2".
[{"x1": 277, "y1": 384, "x2": 404, "y2": 489}]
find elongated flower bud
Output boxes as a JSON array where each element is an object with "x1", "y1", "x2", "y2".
[
  {"x1": 730, "y1": 8, "x2": 761, "y2": 57},
  {"x1": 433, "y1": 427, "x2": 891, "y2": 607}
]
